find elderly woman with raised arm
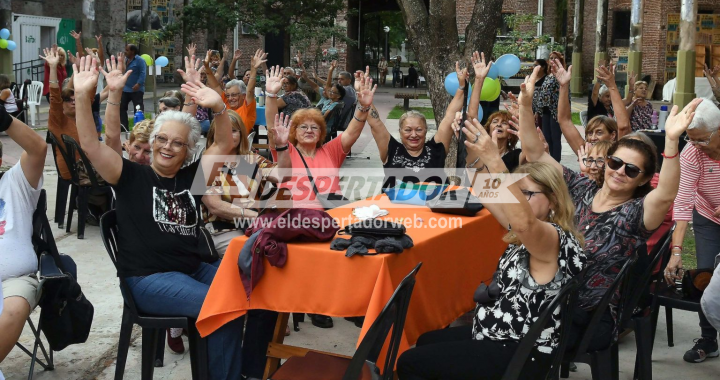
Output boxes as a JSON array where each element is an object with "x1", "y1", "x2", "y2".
[
  {"x1": 519, "y1": 64, "x2": 700, "y2": 352},
  {"x1": 663, "y1": 99, "x2": 720, "y2": 364},
  {"x1": 72, "y1": 54, "x2": 265, "y2": 379}
]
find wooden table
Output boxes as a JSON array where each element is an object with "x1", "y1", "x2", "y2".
[{"x1": 197, "y1": 196, "x2": 508, "y2": 378}]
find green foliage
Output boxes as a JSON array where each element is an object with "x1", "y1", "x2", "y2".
[
  {"x1": 387, "y1": 106, "x2": 434, "y2": 120},
  {"x1": 492, "y1": 14, "x2": 564, "y2": 60},
  {"x1": 174, "y1": 0, "x2": 239, "y2": 47},
  {"x1": 124, "y1": 30, "x2": 170, "y2": 45}
]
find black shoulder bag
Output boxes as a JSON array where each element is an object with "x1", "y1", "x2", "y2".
[{"x1": 297, "y1": 151, "x2": 350, "y2": 210}]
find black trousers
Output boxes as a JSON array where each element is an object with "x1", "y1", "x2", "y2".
[
  {"x1": 242, "y1": 309, "x2": 279, "y2": 378},
  {"x1": 541, "y1": 107, "x2": 562, "y2": 162},
  {"x1": 566, "y1": 308, "x2": 614, "y2": 353},
  {"x1": 396, "y1": 326, "x2": 553, "y2": 380},
  {"x1": 120, "y1": 91, "x2": 145, "y2": 129}
]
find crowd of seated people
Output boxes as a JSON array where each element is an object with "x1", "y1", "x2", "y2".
[{"x1": 2, "y1": 37, "x2": 720, "y2": 380}]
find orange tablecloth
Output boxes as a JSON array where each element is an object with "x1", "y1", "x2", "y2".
[{"x1": 197, "y1": 195, "x2": 507, "y2": 354}]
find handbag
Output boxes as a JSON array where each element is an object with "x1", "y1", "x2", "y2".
[
  {"x1": 338, "y1": 219, "x2": 407, "y2": 238},
  {"x1": 682, "y1": 268, "x2": 714, "y2": 301},
  {"x1": 426, "y1": 188, "x2": 484, "y2": 217},
  {"x1": 297, "y1": 152, "x2": 350, "y2": 210}
]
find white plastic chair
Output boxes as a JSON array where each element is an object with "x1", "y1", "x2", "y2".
[
  {"x1": 27, "y1": 81, "x2": 44, "y2": 127},
  {"x1": 247, "y1": 131, "x2": 256, "y2": 147}
]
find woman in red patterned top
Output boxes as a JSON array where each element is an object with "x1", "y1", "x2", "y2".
[{"x1": 664, "y1": 99, "x2": 720, "y2": 364}]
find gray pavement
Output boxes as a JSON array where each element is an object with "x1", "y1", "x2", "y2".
[{"x1": 1, "y1": 87, "x2": 718, "y2": 379}]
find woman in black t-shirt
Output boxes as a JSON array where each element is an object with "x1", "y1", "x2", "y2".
[
  {"x1": 587, "y1": 82, "x2": 614, "y2": 120},
  {"x1": 71, "y1": 54, "x2": 276, "y2": 380}
]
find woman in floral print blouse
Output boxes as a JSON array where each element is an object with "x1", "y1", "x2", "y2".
[{"x1": 626, "y1": 80, "x2": 654, "y2": 131}]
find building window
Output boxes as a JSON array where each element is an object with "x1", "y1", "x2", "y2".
[
  {"x1": 500, "y1": 13, "x2": 514, "y2": 36},
  {"x1": 613, "y1": 11, "x2": 631, "y2": 47}
]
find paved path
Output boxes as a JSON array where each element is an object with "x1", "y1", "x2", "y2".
[{"x1": 1, "y1": 86, "x2": 718, "y2": 380}]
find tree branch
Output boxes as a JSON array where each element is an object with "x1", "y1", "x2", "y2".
[
  {"x1": 464, "y1": 0, "x2": 504, "y2": 59},
  {"x1": 429, "y1": 0, "x2": 458, "y2": 38}
]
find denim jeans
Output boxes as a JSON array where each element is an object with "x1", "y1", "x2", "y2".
[
  {"x1": 199, "y1": 119, "x2": 211, "y2": 133},
  {"x1": 125, "y1": 262, "x2": 276, "y2": 379}
]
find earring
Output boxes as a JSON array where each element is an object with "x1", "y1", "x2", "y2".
[{"x1": 548, "y1": 209, "x2": 555, "y2": 220}]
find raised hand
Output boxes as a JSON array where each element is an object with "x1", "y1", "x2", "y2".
[
  {"x1": 296, "y1": 51, "x2": 303, "y2": 68},
  {"x1": 704, "y1": 63, "x2": 719, "y2": 87},
  {"x1": 272, "y1": 112, "x2": 291, "y2": 147},
  {"x1": 72, "y1": 56, "x2": 100, "y2": 98},
  {"x1": 70, "y1": 30, "x2": 81, "y2": 40},
  {"x1": 95, "y1": 34, "x2": 102, "y2": 44},
  {"x1": 116, "y1": 52, "x2": 126, "y2": 73},
  {"x1": 39, "y1": 46, "x2": 61, "y2": 67},
  {"x1": 471, "y1": 51, "x2": 492, "y2": 79},
  {"x1": 628, "y1": 70, "x2": 637, "y2": 86},
  {"x1": 596, "y1": 64, "x2": 617, "y2": 89},
  {"x1": 251, "y1": 49, "x2": 268, "y2": 70},
  {"x1": 504, "y1": 92, "x2": 520, "y2": 118},
  {"x1": 331, "y1": 60, "x2": 338, "y2": 69},
  {"x1": 204, "y1": 50, "x2": 212, "y2": 67},
  {"x1": 186, "y1": 42, "x2": 197, "y2": 58},
  {"x1": 67, "y1": 51, "x2": 78, "y2": 65},
  {"x1": 357, "y1": 75, "x2": 377, "y2": 107},
  {"x1": 233, "y1": 49, "x2": 242, "y2": 61},
  {"x1": 552, "y1": 59, "x2": 572, "y2": 86},
  {"x1": 578, "y1": 143, "x2": 590, "y2": 174},
  {"x1": 354, "y1": 67, "x2": 370, "y2": 92},
  {"x1": 265, "y1": 65, "x2": 283, "y2": 95},
  {"x1": 455, "y1": 61, "x2": 468, "y2": 89},
  {"x1": 518, "y1": 66, "x2": 541, "y2": 106},
  {"x1": 181, "y1": 80, "x2": 224, "y2": 110},
  {"x1": 462, "y1": 118, "x2": 499, "y2": 164},
  {"x1": 222, "y1": 44, "x2": 230, "y2": 58},
  {"x1": 664, "y1": 98, "x2": 702, "y2": 141},
  {"x1": 102, "y1": 55, "x2": 133, "y2": 92},
  {"x1": 451, "y1": 111, "x2": 463, "y2": 138},
  {"x1": 177, "y1": 55, "x2": 203, "y2": 84}
]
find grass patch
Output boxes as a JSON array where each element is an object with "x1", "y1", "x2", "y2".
[
  {"x1": 387, "y1": 106, "x2": 434, "y2": 120},
  {"x1": 681, "y1": 226, "x2": 697, "y2": 270},
  {"x1": 571, "y1": 112, "x2": 581, "y2": 126}
]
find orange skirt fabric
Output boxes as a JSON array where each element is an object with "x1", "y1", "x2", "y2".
[{"x1": 197, "y1": 195, "x2": 508, "y2": 355}]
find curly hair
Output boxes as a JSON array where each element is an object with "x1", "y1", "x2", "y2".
[
  {"x1": 484, "y1": 111, "x2": 519, "y2": 151},
  {"x1": 289, "y1": 108, "x2": 327, "y2": 148},
  {"x1": 151, "y1": 110, "x2": 202, "y2": 165}
]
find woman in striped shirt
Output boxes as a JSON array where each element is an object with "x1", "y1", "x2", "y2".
[{"x1": 664, "y1": 99, "x2": 720, "y2": 364}]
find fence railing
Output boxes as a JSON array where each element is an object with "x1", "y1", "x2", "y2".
[{"x1": 13, "y1": 59, "x2": 45, "y2": 84}]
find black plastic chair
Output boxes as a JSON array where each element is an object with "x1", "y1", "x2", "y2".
[
  {"x1": 502, "y1": 277, "x2": 581, "y2": 380},
  {"x1": 270, "y1": 262, "x2": 423, "y2": 380},
  {"x1": 554, "y1": 253, "x2": 639, "y2": 380},
  {"x1": 61, "y1": 134, "x2": 112, "y2": 239},
  {"x1": 46, "y1": 133, "x2": 72, "y2": 229},
  {"x1": 99, "y1": 210, "x2": 209, "y2": 380}
]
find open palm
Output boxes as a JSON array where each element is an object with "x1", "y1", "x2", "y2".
[
  {"x1": 472, "y1": 51, "x2": 492, "y2": 78},
  {"x1": 518, "y1": 66, "x2": 541, "y2": 106},
  {"x1": 178, "y1": 55, "x2": 202, "y2": 84},
  {"x1": 273, "y1": 113, "x2": 291, "y2": 146},
  {"x1": 665, "y1": 98, "x2": 701, "y2": 140},
  {"x1": 102, "y1": 55, "x2": 132, "y2": 92},
  {"x1": 181, "y1": 81, "x2": 223, "y2": 110},
  {"x1": 39, "y1": 47, "x2": 60, "y2": 66},
  {"x1": 357, "y1": 76, "x2": 377, "y2": 107},
  {"x1": 265, "y1": 66, "x2": 283, "y2": 94},
  {"x1": 73, "y1": 56, "x2": 100, "y2": 97},
  {"x1": 552, "y1": 60, "x2": 572, "y2": 86}
]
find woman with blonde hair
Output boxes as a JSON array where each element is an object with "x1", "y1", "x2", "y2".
[
  {"x1": 397, "y1": 119, "x2": 586, "y2": 379},
  {"x1": 627, "y1": 80, "x2": 654, "y2": 131},
  {"x1": 43, "y1": 45, "x2": 67, "y2": 102}
]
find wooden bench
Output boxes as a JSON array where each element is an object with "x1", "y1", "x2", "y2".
[{"x1": 395, "y1": 93, "x2": 419, "y2": 110}]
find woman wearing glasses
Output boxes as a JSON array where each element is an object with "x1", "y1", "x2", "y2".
[
  {"x1": 72, "y1": 54, "x2": 255, "y2": 379},
  {"x1": 519, "y1": 64, "x2": 701, "y2": 353},
  {"x1": 664, "y1": 99, "x2": 720, "y2": 364}
]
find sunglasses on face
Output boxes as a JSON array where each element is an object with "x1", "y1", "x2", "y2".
[
  {"x1": 62, "y1": 98, "x2": 75, "y2": 104},
  {"x1": 685, "y1": 130, "x2": 716, "y2": 146},
  {"x1": 582, "y1": 157, "x2": 605, "y2": 168},
  {"x1": 606, "y1": 155, "x2": 645, "y2": 178}
]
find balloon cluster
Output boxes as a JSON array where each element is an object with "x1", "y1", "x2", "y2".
[
  {"x1": 0, "y1": 29, "x2": 17, "y2": 51},
  {"x1": 140, "y1": 54, "x2": 169, "y2": 68},
  {"x1": 443, "y1": 53, "x2": 522, "y2": 101}
]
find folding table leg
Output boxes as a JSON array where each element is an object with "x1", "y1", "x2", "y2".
[{"x1": 262, "y1": 312, "x2": 290, "y2": 380}]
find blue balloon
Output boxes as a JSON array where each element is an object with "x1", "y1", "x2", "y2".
[
  {"x1": 0, "y1": 29, "x2": 9, "y2": 40},
  {"x1": 444, "y1": 72, "x2": 459, "y2": 95},
  {"x1": 6, "y1": 40, "x2": 16, "y2": 51},
  {"x1": 495, "y1": 54, "x2": 521, "y2": 78},
  {"x1": 155, "y1": 56, "x2": 169, "y2": 67},
  {"x1": 487, "y1": 64, "x2": 499, "y2": 79}
]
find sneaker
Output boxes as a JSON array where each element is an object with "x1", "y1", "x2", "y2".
[
  {"x1": 683, "y1": 338, "x2": 719, "y2": 363},
  {"x1": 167, "y1": 328, "x2": 185, "y2": 354}
]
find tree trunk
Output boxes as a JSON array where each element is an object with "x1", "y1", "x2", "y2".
[{"x1": 0, "y1": 0, "x2": 12, "y2": 77}]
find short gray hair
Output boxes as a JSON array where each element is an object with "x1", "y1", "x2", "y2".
[
  {"x1": 225, "y1": 79, "x2": 247, "y2": 94},
  {"x1": 399, "y1": 110, "x2": 428, "y2": 130},
  {"x1": 599, "y1": 85, "x2": 609, "y2": 97},
  {"x1": 159, "y1": 96, "x2": 181, "y2": 108},
  {"x1": 338, "y1": 71, "x2": 352, "y2": 80},
  {"x1": 151, "y1": 110, "x2": 202, "y2": 165},
  {"x1": 688, "y1": 99, "x2": 720, "y2": 132}
]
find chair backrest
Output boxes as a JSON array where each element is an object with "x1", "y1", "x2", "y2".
[
  {"x1": 573, "y1": 253, "x2": 638, "y2": 356},
  {"x1": 343, "y1": 262, "x2": 422, "y2": 380},
  {"x1": 48, "y1": 132, "x2": 81, "y2": 184},
  {"x1": 580, "y1": 110, "x2": 588, "y2": 128},
  {"x1": 338, "y1": 100, "x2": 357, "y2": 132},
  {"x1": 502, "y1": 277, "x2": 581, "y2": 380},
  {"x1": 100, "y1": 210, "x2": 142, "y2": 316},
  {"x1": 46, "y1": 132, "x2": 69, "y2": 179},
  {"x1": 61, "y1": 134, "x2": 104, "y2": 188},
  {"x1": 247, "y1": 131, "x2": 256, "y2": 146},
  {"x1": 28, "y1": 81, "x2": 43, "y2": 105},
  {"x1": 324, "y1": 104, "x2": 343, "y2": 142}
]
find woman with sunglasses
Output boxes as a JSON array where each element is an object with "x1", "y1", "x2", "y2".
[
  {"x1": 519, "y1": 64, "x2": 701, "y2": 352},
  {"x1": 663, "y1": 99, "x2": 720, "y2": 364}
]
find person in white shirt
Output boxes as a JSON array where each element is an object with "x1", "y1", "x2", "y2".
[{"x1": 0, "y1": 107, "x2": 47, "y2": 364}]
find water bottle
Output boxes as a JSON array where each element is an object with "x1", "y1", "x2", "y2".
[
  {"x1": 651, "y1": 110, "x2": 659, "y2": 130},
  {"x1": 133, "y1": 105, "x2": 145, "y2": 124},
  {"x1": 658, "y1": 105, "x2": 669, "y2": 131},
  {"x1": 258, "y1": 90, "x2": 265, "y2": 107}
]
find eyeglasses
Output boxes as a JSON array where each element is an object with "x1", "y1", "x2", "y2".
[
  {"x1": 62, "y1": 98, "x2": 75, "y2": 104},
  {"x1": 582, "y1": 157, "x2": 605, "y2": 168},
  {"x1": 606, "y1": 155, "x2": 645, "y2": 178},
  {"x1": 225, "y1": 92, "x2": 242, "y2": 98},
  {"x1": 520, "y1": 189, "x2": 542, "y2": 201},
  {"x1": 684, "y1": 130, "x2": 716, "y2": 146},
  {"x1": 154, "y1": 135, "x2": 189, "y2": 152},
  {"x1": 328, "y1": 90, "x2": 339, "y2": 95},
  {"x1": 298, "y1": 125, "x2": 319, "y2": 132}
]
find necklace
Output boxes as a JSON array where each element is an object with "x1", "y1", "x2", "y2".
[{"x1": 152, "y1": 168, "x2": 177, "y2": 193}]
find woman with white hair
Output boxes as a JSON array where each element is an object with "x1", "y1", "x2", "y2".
[
  {"x1": 664, "y1": 98, "x2": 720, "y2": 364},
  {"x1": 72, "y1": 55, "x2": 247, "y2": 379}
]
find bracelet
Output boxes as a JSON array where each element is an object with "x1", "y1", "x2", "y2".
[
  {"x1": 212, "y1": 104, "x2": 227, "y2": 116},
  {"x1": 266, "y1": 93, "x2": 278, "y2": 98},
  {"x1": 662, "y1": 151, "x2": 679, "y2": 159},
  {"x1": 458, "y1": 85, "x2": 466, "y2": 91},
  {"x1": 357, "y1": 104, "x2": 371, "y2": 113},
  {"x1": 466, "y1": 156, "x2": 481, "y2": 168},
  {"x1": 49, "y1": 80, "x2": 59, "y2": 84},
  {"x1": 353, "y1": 115, "x2": 366, "y2": 123},
  {"x1": 275, "y1": 145, "x2": 289, "y2": 152},
  {"x1": 106, "y1": 100, "x2": 120, "y2": 106},
  {"x1": 671, "y1": 245, "x2": 683, "y2": 252},
  {"x1": 673, "y1": 252, "x2": 682, "y2": 256},
  {"x1": 184, "y1": 102, "x2": 196, "y2": 106}
]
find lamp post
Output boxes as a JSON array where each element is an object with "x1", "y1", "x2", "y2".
[{"x1": 383, "y1": 26, "x2": 390, "y2": 61}]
